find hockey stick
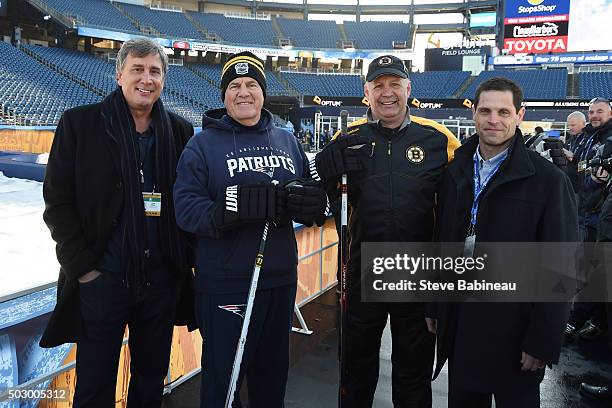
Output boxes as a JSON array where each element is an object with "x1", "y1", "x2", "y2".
[
  {"x1": 225, "y1": 188, "x2": 276, "y2": 408},
  {"x1": 338, "y1": 110, "x2": 349, "y2": 405}
]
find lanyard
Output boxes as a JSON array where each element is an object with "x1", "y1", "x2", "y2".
[
  {"x1": 469, "y1": 151, "x2": 506, "y2": 228},
  {"x1": 579, "y1": 134, "x2": 596, "y2": 162}
]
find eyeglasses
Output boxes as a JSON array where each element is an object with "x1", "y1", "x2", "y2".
[{"x1": 589, "y1": 97, "x2": 611, "y2": 105}]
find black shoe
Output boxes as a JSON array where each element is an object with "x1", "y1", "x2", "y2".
[
  {"x1": 580, "y1": 383, "x2": 611, "y2": 401},
  {"x1": 578, "y1": 320, "x2": 608, "y2": 340}
]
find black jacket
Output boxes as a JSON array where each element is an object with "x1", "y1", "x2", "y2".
[
  {"x1": 328, "y1": 115, "x2": 459, "y2": 291},
  {"x1": 40, "y1": 102, "x2": 196, "y2": 347},
  {"x1": 433, "y1": 132, "x2": 578, "y2": 392},
  {"x1": 577, "y1": 120, "x2": 612, "y2": 214},
  {"x1": 564, "y1": 132, "x2": 585, "y2": 193}
]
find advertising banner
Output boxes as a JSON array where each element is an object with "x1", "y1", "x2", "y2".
[
  {"x1": 492, "y1": 51, "x2": 612, "y2": 66},
  {"x1": 504, "y1": 0, "x2": 570, "y2": 21},
  {"x1": 503, "y1": 0, "x2": 571, "y2": 54}
]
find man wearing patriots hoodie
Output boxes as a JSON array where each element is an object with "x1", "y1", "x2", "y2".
[{"x1": 173, "y1": 51, "x2": 327, "y2": 407}]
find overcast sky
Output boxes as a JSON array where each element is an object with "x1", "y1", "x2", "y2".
[{"x1": 567, "y1": 0, "x2": 612, "y2": 52}]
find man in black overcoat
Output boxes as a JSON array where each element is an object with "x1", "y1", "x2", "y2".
[
  {"x1": 427, "y1": 77, "x2": 579, "y2": 408},
  {"x1": 41, "y1": 38, "x2": 195, "y2": 407}
]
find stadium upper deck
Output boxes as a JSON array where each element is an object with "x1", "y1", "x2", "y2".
[{"x1": 23, "y1": 0, "x2": 497, "y2": 50}]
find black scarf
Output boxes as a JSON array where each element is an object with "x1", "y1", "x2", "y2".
[{"x1": 101, "y1": 87, "x2": 187, "y2": 287}]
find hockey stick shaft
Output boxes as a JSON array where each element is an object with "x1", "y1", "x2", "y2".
[
  {"x1": 225, "y1": 221, "x2": 271, "y2": 408},
  {"x1": 339, "y1": 110, "x2": 349, "y2": 405}
]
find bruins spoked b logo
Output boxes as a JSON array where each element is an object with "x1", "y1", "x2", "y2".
[
  {"x1": 406, "y1": 146, "x2": 425, "y2": 163},
  {"x1": 378, "y1": 56, "x2": 393, "y2": 66}
]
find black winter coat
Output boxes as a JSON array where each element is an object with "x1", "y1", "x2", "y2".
[
  {"x1": 433, "y1": 132, "x2": 579, "y2": 392},
  {"x1": 40, "y1": 102, "x2": 196, "y2": 347}
]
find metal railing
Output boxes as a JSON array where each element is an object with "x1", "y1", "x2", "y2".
[
  {"x1": 0, "y1": 221, "x2": 339, "y2": 400},
  {"x1": 224, "y1": 12, "x2": 271, "y2": 20},
  {"x1": 578, "y1": 65, "x2": 612, "y2": 73}
]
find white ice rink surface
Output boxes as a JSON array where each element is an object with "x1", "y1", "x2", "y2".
[{"x1": 0, "y1": 172, "x2": 58, "y2": 299}]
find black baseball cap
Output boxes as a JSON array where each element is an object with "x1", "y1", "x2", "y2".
[{"x1": 366, "y1": 55, "x2": 409, "y2": 82}]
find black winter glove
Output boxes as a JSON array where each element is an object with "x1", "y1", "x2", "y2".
[
  {"x1": 314, "y1": 133, "x2": 371, "y2": 182},
  {"x1": 284, "y1": 179, "x2": 327, "y2": 227},
  {"x1": 213, "y1": 183, "x2": 284, "y2": 232},
  {"x1": 542, "y1": 137, "x2": 567, "y2": 170}
]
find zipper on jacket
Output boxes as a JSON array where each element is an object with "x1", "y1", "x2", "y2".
[{"x1": 388, "y1": 138, "x2": 394, "y2": 238}]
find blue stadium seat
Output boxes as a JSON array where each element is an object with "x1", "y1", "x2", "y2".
[
  {"x1": 120, "y1": 4, "x2": 202, "y2": 39},
  {"x1": 344, "y1": 21, "x2": 411, "y2": 50},
  {"x1": 410, "y1": 71, "x2": 470, "y2": 98},
  {"x1": 37, "y1": 0, "x2": 137, "y2": 32},
  {"x1": 187, "y1": 12, "x2": 277, "y2": 47},
  {"x1": 281, "y1": 72, "x2": 363, "y2": 96},
  {"x1": 277, "y1": 18, "x2": 341, "y2": 49},
  {"x1": 462, "y1": 69, "x2": 568, "y2": 99},
  {"x1": 0, "y1": 42, "x2": 99, "y2": 125},
  {"x1": 0, "y1": 44, "x2": 208, "y2": 126},
  {"x1": 579, "y1": 72, "x2": 612, "y2": 99}
]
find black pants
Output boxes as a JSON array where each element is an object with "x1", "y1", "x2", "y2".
[
  {"x1": 448, "y1": 386, "x2": 540, "y2": 408},
  {"x1": 196, "y1": 284, "x2": 296, "y2": 408},
  {"x1": 74, "y1": 271, "x2": 178, "y2": 408},
  {"x1": 342, "y1": 300, "x2": 435, "y2": 408},
  {"x1": 573, "y1": 224, "x2": 609, "y2": 328}
]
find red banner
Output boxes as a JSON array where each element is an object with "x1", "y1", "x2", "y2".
[
  {"x1": 173, "y1": 41, "x2": 190, "y2": 50},
  {"x1": 504, "y1": 14, "x2": 569, "y2": 24},
  {"x1": 503, "y1": 36, "x2": 568, "y2": 53}
]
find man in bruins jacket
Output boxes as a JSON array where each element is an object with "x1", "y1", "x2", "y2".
[{"x1": 315, "y1": 55, "x2": 460, "y2": 407}]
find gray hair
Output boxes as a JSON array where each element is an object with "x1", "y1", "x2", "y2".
[
  {"x1": 116, "y1": 38, "x2": 168, "y2": 76},
  {"x1": 567, "y1": 111, "x2": 586, "y2": 122}
]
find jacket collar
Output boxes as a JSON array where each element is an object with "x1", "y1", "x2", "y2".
[
  {"x1": 366, "y1": 106, "x2": 411, "y2": 131},
  {"x1": 449, "y1": 129, "x2": 536, "y2": 191},
  {"x1": 202, "y1": 107, "x2": 274, "y2": 132},
  {"x1": 583, "y1": 118, "x2": 612, "y2": 141}
]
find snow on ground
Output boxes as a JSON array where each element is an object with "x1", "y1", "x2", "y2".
[{"x1": 0, "y1": 172, "x2": 58, "y2": 299}]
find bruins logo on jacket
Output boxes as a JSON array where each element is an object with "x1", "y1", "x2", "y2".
[{"x1": 406, "y1": 145, "x2": 425, "y2": 163}]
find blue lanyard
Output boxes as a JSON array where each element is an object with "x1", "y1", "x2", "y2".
[
  {"x1": 580, "y1": 134, "x2": 596, "y2": 162},
  {"x1": 470, "y1": 151, "x2": 506, "y2": 227}
]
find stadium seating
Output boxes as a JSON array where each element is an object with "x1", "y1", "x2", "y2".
[
  {"x1": 410, "y1": 71, "x2": 470, "y2": 98},
  {"x1": 579, "y1": 72, "x2": 612, "y2": 99},
  {"x1": 187, "y1": 12, "x2": 277, "y2": 46},
  {"x1": 343, "y1": 21, "x2": 411, "y2": 50},
  {"x1": 23, "y1": 45, "x2": 116, "y2": 94},
  {"x1": 0, "y1": 44, "x2": 210, "y2": 126},
  {"x1": 189, "y1": 63, "x2": 222, "y2": 87},
  {"x1": 462, "y1": 69, "x2": 568, "y2": 99},
  {"x1": 277, "y1": 18, "x2": 341, "y2": 49},
  {"x1": 119, "y1": 4, "x2": 203, "y2": 39},
  {"x1": 37, "y1": 0, "x2": 137, "y2": 32},
  {"x1": 0, "y1": 42, "x2": 99, "y2": 125},
  {"x1": 164, "y1": 65, "x2": 219, "y2": 113},
  {"x1": 27, "y1": 3, "x2": 422, "y2": 51},
  {"x1": 265, "y1": 70, "x2": 291, "y2": 96},
  {"x1": 281, "y1": 72, "x2": 363, "y2": 97}
]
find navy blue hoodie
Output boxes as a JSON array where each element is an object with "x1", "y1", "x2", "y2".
[{"x1": 174, "y1": 108, "x2": 309, "y2": 294}]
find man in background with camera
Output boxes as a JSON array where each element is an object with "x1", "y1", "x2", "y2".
[
  {"x1": 578, "y1": 98, "x2": 612, "y2": 403},
  {"x1": 567, "y1": 98, "x2": 612, "y2": 341}
]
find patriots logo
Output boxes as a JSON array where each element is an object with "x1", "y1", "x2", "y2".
[
  {"x1": 218, "y1": 304, "x2": 246, "y2": 318},
  {"x1": 253, "y1": 166, "x2": 274, "y2": 178}
]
